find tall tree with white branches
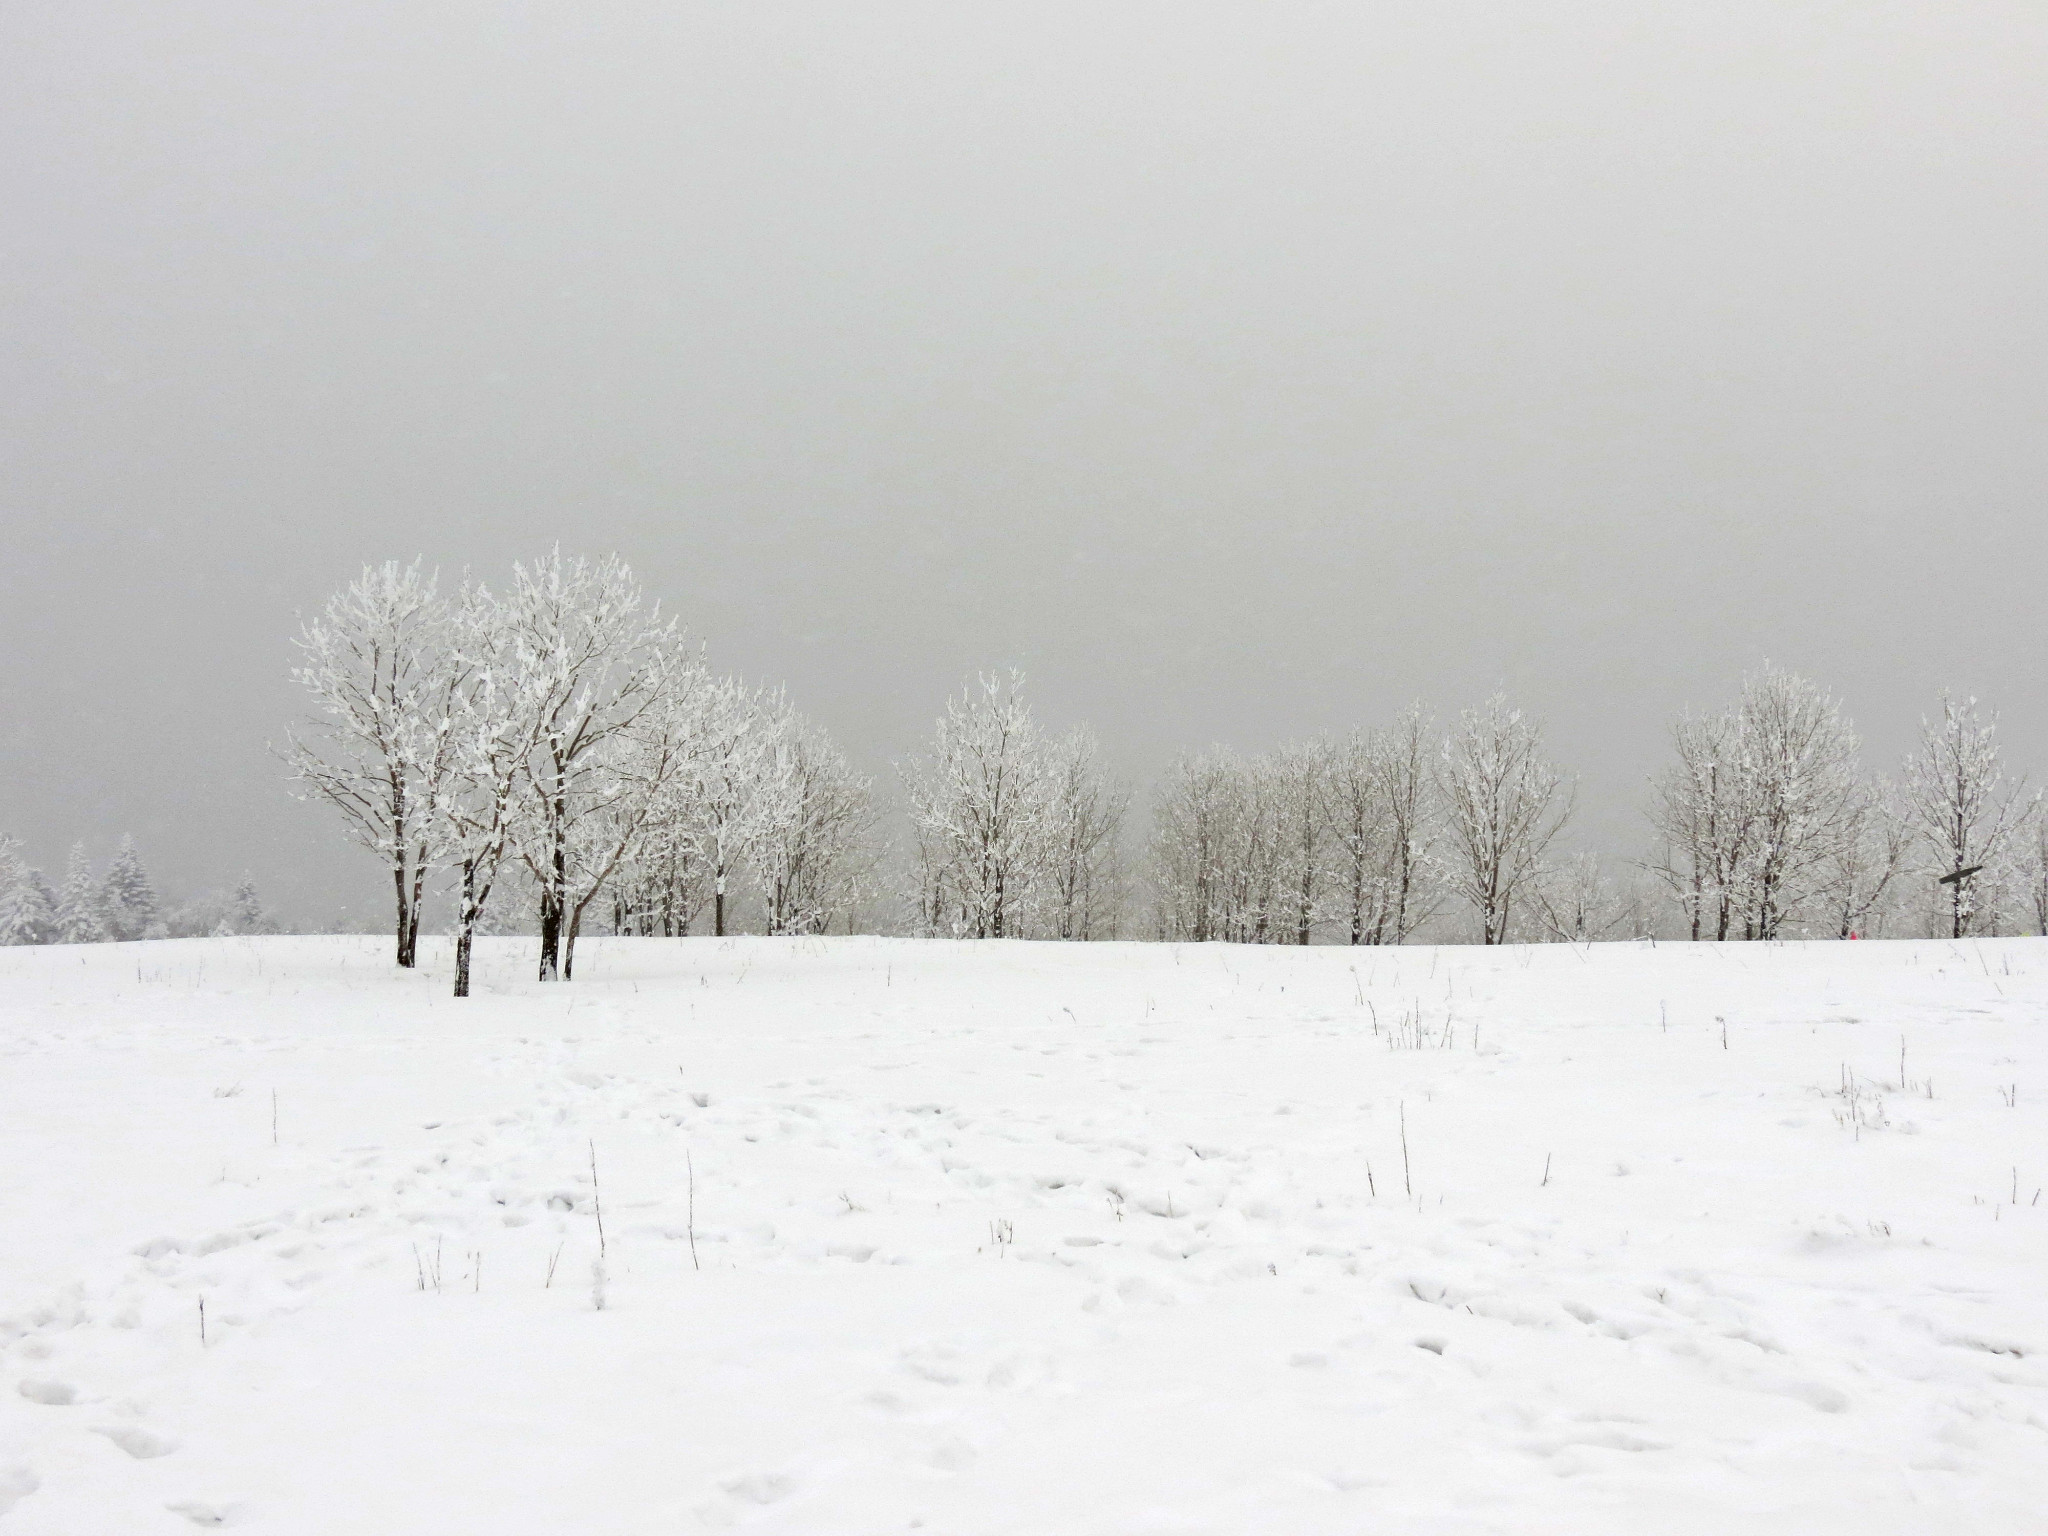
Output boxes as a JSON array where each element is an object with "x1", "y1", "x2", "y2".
[
  {"x1": 1734, "y1": 667, "x2": 1865, "y2": 940},
  {"x1": 1038, "y1": 726, "x2": 1128, "y2": 940},
  {"x1": 684, "y1": 678, "x2": 786, "y2": 938},
  {"x1": 503, "y1": 550, "x2": 682, "y2": 980},
  {"x1": 552, "y1": 676, "x2": 707, "y2": 978},
  {"x1": 901, "y1": 671, "x2": 1050, "y2": 939},
  {"x1": 748, "y1": 715, "x2": 878, "y2": 936},
  {"x1": 1649, "y1": 669, "x2": 1872, "y2": 940},
  {"x1": 1817, "y1": 779, "x2": 1912, "y2": 939},
  {"x1": 285, "y1": 560, "x2": 465, "y2": 967},
  {"x1": 439, "y1": 584, "x2": 551, "y2": 997},
  {"x1": 1149, "y1": 751, "x2": 1236, "y2": 942},
  {"x1": 1903, "y1": 693, "x2": 2034, "y2": 939},
  {"x1": 1438, "y1": 695, "x2": 1572, "y2": 945},
  {"x1": 1648, "y1": 708, "x2": 1751, "y2": 941}
]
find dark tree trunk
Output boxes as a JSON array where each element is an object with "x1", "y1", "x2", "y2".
[
  {"x1": 538, "y1": 892, "x2": 561, "y2": 981},
  {"x1": 393, "y1": 863, "x2": 415, "y2": 968},
  {"x1": 538, "y1": 799, "x2": 567, "y2": 980},
  {"x1": 454, "y1": 861, "x2": 477, "y2": 998},
  {"x1": 563, "y1": 907, "x2": 583, "y2": 979}
]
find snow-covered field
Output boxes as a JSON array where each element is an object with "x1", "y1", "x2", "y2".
[{"x1": 0, "y1": 936, "x2": 2042, "y2": 1533}]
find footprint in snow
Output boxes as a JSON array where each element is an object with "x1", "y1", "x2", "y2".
[
  {"x1": 95, "y1": 1424, "x2": 178, "y2": 1459},
  {"x1": 0, "y1": 1467, "x2": 38, "y2": 1516},
  {"x1": 167, "y1": 1499, "x2": 243, "y2": 1526},
  {"x1": 18, "y1": 1379, "x2": 75, "y2": 1406},
  {"x1": 720, "y1": 1470, "x2": 796, "y2": 1505}
]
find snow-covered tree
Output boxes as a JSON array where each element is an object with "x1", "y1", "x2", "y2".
[
  {"x1": 432, "y1": 583, "x2": 550, "y2": 996},
  {"x1": 1438, "y1": 695, "x2": 1572, "y2": 945},
  {"x1": 56, "y1": 843, "x2": 106, "y2": 943},
  {"x1": 1320, "y1": 709, "x2": 1440, "y2": 946},
  {"x1": 1648, "y1": 708, "x2": 1750, "y2": 941},
  {"x1": 1903, "y1": 693, "x2": 2034, "y2": 939},
  {"x1": 1149, "y1": 752, "x2": 1235, "y2": 942},
  {"x1": 502, "y1": 550, "x2": 685, "y2": 980},
  {"x1": 101, "y1": 835, "x2": 161, "y2": 941},
  {"x1": 748, "y1": 715, "x2": 878, "y2": 936},
  {"x1": 1148, "y1": 749, "x2": 1286, "y2": 943},
  {"x1": 681, "y1": 679, "x2": 787, "y2": 938},
  {"x1": 1735, "y1": 667, "x2": 1864, "y2": 940},
  {"x1": 0, "y1": 837, "x2": 55, "y2": 945},
  {"x1": 1649, "y1": 669, "x2": 1871, "y2": 940},
  {"x1": 1816, "y1": 781, "x2": 1913, "y2": 939},
  {"x1": 551, "y1": 671, "x2": 707, "y2": 979},
  {"x1": 1272, "y1": 741, "x2": 1325, "y2": 945},
  {"x1": 285, "y1": 559, "x2": 467, "y2": 967},
  {"x1": 232, "y1": 878, "x2": 265, "y2": 935},
  {"x1": 902, "y1": 672, "x2": 1053, "y2": 939},
  {"x1": 1530, "y1": 852, "x2": 1636, "y2": 942},
  {"x1": 2022, "y1": 815, "x2": 2048, "y2": 937},
  {"x1": 1037, "y1": 726, "x2": 1128, "y2": 940}
]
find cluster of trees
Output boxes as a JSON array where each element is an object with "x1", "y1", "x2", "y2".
[
  {"x1": 24, "y1": 548, "x2": 2039, "y2": 966},
  {"x1": 0, "y1": 835, "x2": 271, "y2": 945},
  {"x1": 266, "y1": 559, "x2": 2048, "y2": 959},
  {"x1": 285, "y1": 553, "x2": 876, "y2": 994},
  {"x1": 901, "y1": 673, "x2": 1129, "y2": 940},
  {"x1": 23, "y1": 550, "x2": 2042, "y2": 962},
  {"x1": 1650, "y1": 670, "x2": 2039, "y2": 943},
  {"x1": 1149, "y1": 696, "x2": 1591, "y2": 946},
  {"x1": 1141, "y1": 666, "x2": 2044, "y2": 948}
]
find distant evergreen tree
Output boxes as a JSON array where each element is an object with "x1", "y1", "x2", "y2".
[
  {"x1": 101, "y1": 836, "x2": 159, "y2": 941},
  {"x1": 0, "y1": 836, "x2": 54, "y2": 945},
  {"x1": 28, "y1": 870, "x2": 58, "y2": 942},
  {"x1": 232, "y1": 877, "x2": 264, "y2": 935},
  {"x1": 56, "y1": 843, "x2": 107, "y2": 943}
]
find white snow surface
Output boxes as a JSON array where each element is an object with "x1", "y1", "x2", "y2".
[{"x1": 1, "y1": 935, "x2": 2044, "y2": 1533}]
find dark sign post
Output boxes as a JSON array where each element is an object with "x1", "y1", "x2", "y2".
[{"x1": 1936, "y1": 864, "x2": 1986, "y2": 939}]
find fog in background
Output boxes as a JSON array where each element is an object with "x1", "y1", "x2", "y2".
[{"x1": 3, "y1": 3, "x2": 2044, "y2": 926}]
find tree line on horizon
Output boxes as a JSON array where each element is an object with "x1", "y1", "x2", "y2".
[
  {"x1": 4, "y1": 552, "x2": 2042, "y2": 971},
  {"x1": 0, "y1": 834, "x2": 275, "y2": 946}
]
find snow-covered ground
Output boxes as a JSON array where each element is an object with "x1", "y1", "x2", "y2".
[{"x1": 0, "y1": 935, "x2": 2042, "y2": 1533}]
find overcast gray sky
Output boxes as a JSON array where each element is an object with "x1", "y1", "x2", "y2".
[{"x1": 3, "y1": 2, "x2": 2044, "y2": 925}]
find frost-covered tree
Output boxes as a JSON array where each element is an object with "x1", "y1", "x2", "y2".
[
  {"x1": 1735, "y1": 667, "x2": 1864, "y2": 940},
  {"x1": 432, "y1": 583, "x2": 550, "y2": 996},
  {"x1": 502, "y1": 550, "x2": 685, "y2": 980},
  {"x1": 748, "y1": 715, "x2": 878, "y2": 936},
  {"x1": 1148, "y1": 749, "x2": 1289, "y2": 943},
  {"x1": 681, "y1": 678, "x2": 787, "y2": 938},
  {"x1": 901, "y1": 672, "x2": 1052, "y2": 939},
  {"x1": 56, "y1": 843, "x2": 106, "y2": 943},
  {"x1": 1149, "y1": 751, "x2": 1235, "y2": 942},
  {"x1": 285, "y1": 559, "x2": 467, "y2": 967},
  {"x1": 1438, "y1": 696, "x2": 1571, "y2": 945},
  {"x1": 610, "y1": 821, "x2": 710, "y2": 937},
  {"x1": 2022, "y1": 815, "x2": 2048, "y2": 937},
  {"x1": 101, "y1": 835, "x2": 161, "y2": 941},
  {"x1": 1816, "y1": 781, "x2": 1912, "y2": 939},
  {"x1": 1648, "y1": 708, "x2": 1750, "y2": 941},
  {"x1": 0, "y1": 837, "x2": 56, "y2": 945},
  {"x1": 1903, "y1": 693, "x2": 2034, "y2": 939},
  {"x1": 551, "y1": 674, "x2": 707, "y2": 979},
  {"x1": 1649, "y1": 669, "x2": 1870, "y2": 940},
  {"x1": 232, "y1": 878, "x2": 265, "y2": 935},
  {"x1": 1530, "y1": 852, "x2": 1635, "y2": 942},
  {"x1": 1038, "y1": 727, "x2": 1128, "y2": 940},
  {"x1": 1321, "y1": 709, "x2": 1440, "y2": 945},
  {"x1": 1273, "y1": 741, "x2": 1325, "y2": 945}
]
